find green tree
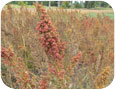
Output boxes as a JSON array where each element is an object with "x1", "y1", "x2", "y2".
[
  {"x1": 72, "y1": 1, "x2": 83, "y2": 8},
  {"x1": 101, "y1": 1, "x2": 110, "y2": 7},
  {"x1": 84, "y1": 1, "x2": 111, "y2": 8},
  {"x1": 61, "y1": 1, "x2": 70, "y2": 8}
]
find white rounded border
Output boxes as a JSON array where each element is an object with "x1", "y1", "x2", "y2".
[{"x1": 0, "y1": 0, "x2": 115, "y2": 90}]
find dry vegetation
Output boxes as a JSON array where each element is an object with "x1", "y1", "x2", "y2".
[{"x1": 1, "y1": 3, "x2": 114, "y2": 89}]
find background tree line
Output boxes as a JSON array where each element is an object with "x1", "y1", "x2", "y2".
[{"x1": 10, "y1": 1, "x2": 111, "y2": 9}]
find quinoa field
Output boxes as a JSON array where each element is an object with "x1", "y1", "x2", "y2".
[{"x1": 1, "y1": 2, "x2": 114, "y2": 89}]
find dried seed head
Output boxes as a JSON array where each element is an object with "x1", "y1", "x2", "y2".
[{"x1": 95, "y1": 66, "x2": 111, "y2": 89}]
